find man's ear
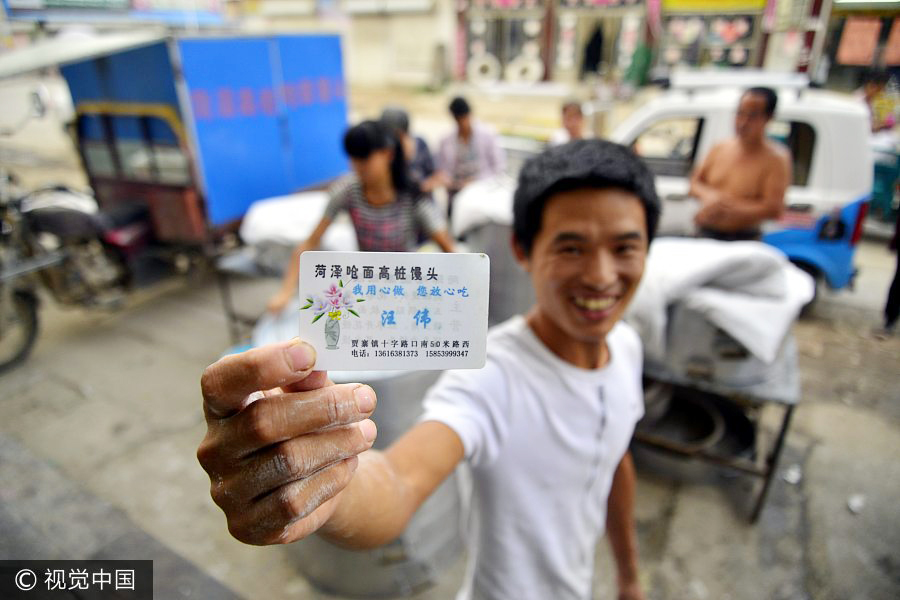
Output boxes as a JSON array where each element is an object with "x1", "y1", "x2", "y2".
[{"x1": 511, "y1": 234, "x2": 530, "y2": 272}]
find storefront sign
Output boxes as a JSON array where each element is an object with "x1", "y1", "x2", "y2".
[
  {"x1": 662, "y1": 0, "x2": 764, "y2": 11},
  {"x1": 467, "y1": 0, "x2": 546, "y2": 9},
  {"x1": 836, "y1": 17, "x2": 882, "y2": 66},
  {"x1": 4, "y1": 0, "x2": 224, "y2": 23},
  {"x1": 661, "y1": 13, "x2": 756, "y2": 67},
  {"x1": 885, "y1": 18, "x2": 900, "y2": 66},
  {"x1": 559, "y1": 0, "x2": 644, "y2": 6}
]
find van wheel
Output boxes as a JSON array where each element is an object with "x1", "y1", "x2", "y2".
[{"x1": 793, "y1": 261, "x2": 820, "y2": 318}]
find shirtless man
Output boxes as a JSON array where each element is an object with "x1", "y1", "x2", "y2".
[{"x1": 689, "y1": 87, "x2": 791, "y2": 241}]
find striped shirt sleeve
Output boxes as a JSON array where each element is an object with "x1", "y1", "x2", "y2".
[
  {"x1": 323, "y1": 175, "x2": 355, "y2": 221},
  {"x1": 413, "y1": 193, "x2": 446, "y2": 237}
]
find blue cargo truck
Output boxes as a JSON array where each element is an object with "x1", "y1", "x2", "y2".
[{"x1": 54, "y1": 33, "x2": 349, "y2": 245}]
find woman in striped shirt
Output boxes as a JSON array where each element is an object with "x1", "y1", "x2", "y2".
[{"x1": 268, "y1": 120, "x2": 455, "y2": 313}]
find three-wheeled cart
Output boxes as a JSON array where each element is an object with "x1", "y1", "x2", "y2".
[
  {"x1": 634, "y1": 302, "x2": 800, "y2": 523},
  {"x1": 1, "y1": 31, "x2": 349, "y2": 251}
]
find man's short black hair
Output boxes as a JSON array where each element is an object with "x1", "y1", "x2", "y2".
[
  {"x1": 561, "y1": 99, "x2": 582, "y2": 115},
  {"x1": 744, "y1": 86, "x2": 778, "y2": 117},
  {"x1": 449, "y1": 96, "x2": 471, "y2": 119},
  {"x1": 513, "y1": 139, "x2": 660, "y2": 256},
  {"x1": 380, "y1": 106, "x2": 410, "y2": 134}
]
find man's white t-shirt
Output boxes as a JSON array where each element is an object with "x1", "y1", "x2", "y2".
[
  {"x1": 420, "y1": 315, "x2": 645, "y2": 600},
  {"x1": 548, "y1": 128, "x2": 573, "y2": 146},
  {"x1": 548, "y1": 129, "x2": 591, "y2": 147}
]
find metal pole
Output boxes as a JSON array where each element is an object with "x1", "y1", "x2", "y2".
[
  {"x1": 808, "y1": 0, "x2": 833, "y2": 80},
  {"x1": 750, "y1": 404, "x2": 795, "y2": 523}
]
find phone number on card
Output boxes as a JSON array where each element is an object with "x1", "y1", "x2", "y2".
[{"x1": 425, "y1": 350, "x2": 469, "y2": 358}]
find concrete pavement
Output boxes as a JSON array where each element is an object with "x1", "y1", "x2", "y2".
[
  {"x1": 0, "y1": 240, "x2": 897, "y2": 600},
  {"x1": 0, "y1": 433, "x2": 241, "y2": 600}
]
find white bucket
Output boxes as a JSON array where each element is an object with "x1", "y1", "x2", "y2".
[{"x1": 285, "y1": 369, "x2": 464, "y2": 598}]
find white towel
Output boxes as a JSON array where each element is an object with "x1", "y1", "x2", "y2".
[
  {"x1": 626, "y1": 237, "x2": 814, "y2": 364},
  {"x1": 239, "y1": 191, "x2": 358, "y2": 251},
  {"x1": 451, "y1": 176, "x2": 516, "y2": 238}
]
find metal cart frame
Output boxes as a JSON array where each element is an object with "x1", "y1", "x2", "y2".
[{"x1": 635, "y1": 336, "x2": 800, "y2": 523}]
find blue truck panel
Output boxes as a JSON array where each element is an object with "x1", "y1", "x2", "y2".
[
  {"x1": 178, "y1": 36, "x2": 348, "y2": 226},
  {"x1": 62, "y1": 41, "x2": 179, "y2": 107},
  {"x1": 277, "y1": 35, "x2": 349, "y2": 192},
  {"x1": 78, "y1": 114, "x2": 105, "y2": 141},
  {"x1": 177, "y1": 37, "x2": 290, "y2": 226}
]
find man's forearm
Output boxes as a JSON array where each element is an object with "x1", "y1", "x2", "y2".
[
  {"x1": 318, "y1": 450, "x2": 416, "y2": 549},
  {"x1": 420, "y1": 173, "x2": 441, "y2": 194},
  {"x1": 719, "y1": 198, "x2": 784, "y2": 229},
  {"x1": 279, "y1": 243, "x2": 305, "y2": 294},
  {"x1": 690, "y1": 179, "x2": 751, "y2": 209},
  {"x1": 432, "y1": 230, "x2": 456, "y2": 253},
  {"x1": 318, "y1": 421, "x2": 464, "y2": 550},
  {"x1": 688, "y1": 179, "x2": 721, "y2": 206},
  {"x1": 607, "y1": 452, "x2": 640, "y2": 588}
]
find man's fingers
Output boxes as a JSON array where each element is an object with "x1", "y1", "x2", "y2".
[
  {"x1": 196, "y1": 382, "x2": 376, "y2": 510},
  {"x1": 282, "y1": 370, "x2": 330, "y2": 393},
  {"x1": 233, "y1": 384, "x2": 376, "y2": 455},
  {"x1": 201, "y1": 340, "x2": 317, "y2": 419},
  {"x1": 228, "y1": 420, "x2": 377, "y2": 501},
  {"x1": 226, "y1": 456, "x2": 359, "y2": 545},
  {"x1": 197, "y1": 383, "x2": 376, "y2": 468}
]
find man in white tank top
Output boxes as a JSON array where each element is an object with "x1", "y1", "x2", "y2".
[{"x1": 199, "y1": 140, "x2": 662, "y2": 600}]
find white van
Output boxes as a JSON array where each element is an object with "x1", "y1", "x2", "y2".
[{"x1": 610, "y1": 71, "x2": 873, "y2": 295}]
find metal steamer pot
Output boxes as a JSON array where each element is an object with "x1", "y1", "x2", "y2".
[
  {"x1": 462, "y1": 222, "x2": 534, "y2": 326},
  {"x1": 285, "y1": 369, "x2": 464, "y2": 598},
  {"x1": 664, "y1": 303, "x2": 792, "y2": 388}
]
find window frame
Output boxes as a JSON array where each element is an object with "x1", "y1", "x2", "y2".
[{"x1": 629, "y1": 115, "x2": 706, "y2": 179}]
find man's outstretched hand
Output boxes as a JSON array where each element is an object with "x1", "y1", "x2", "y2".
[{"x1": 198, "y1": 339, "x2": 377, "y2": 545}]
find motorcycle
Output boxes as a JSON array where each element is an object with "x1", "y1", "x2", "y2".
[
  {"x1": 0, "y1": 93, "x2": 154, "y2": 373},
  {"x1": 0, "y1": 172, "x2": 157, "y2": 372}
]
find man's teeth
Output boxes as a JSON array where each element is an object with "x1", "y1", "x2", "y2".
[{"x1": 573, "y1": 297, "x2": 615, "y2": 311}]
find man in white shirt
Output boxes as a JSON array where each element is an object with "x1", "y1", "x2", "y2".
[
  {"x1": 198, "y1": 140, "x2": 661, "y2": 600},
  {"x1": 435, "y1": 96, "x2": 507, "y2": 220},
  {"x1": 549, "y1": 99, "x2": 588, "y2": 146}
]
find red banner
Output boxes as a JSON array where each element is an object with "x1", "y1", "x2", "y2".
[
  {"x1": 885, "y1": 18, "x2": 900, "y2": 66},
  {"x1": 837, "y1": 17, "x2": 882, "y2": 67}
]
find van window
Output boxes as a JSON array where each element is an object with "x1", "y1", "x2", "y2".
[
  {"x1": 767, "y1": 120, "x2": 815, "y2": 187},
  {"x1": 77, "y1": 114, "x2": 191, "y2": 186},
  {"x1": 630, "y1": 117, "x2": 704, "y2": 178},
  {"x1": 78, "y1": 115, "x2": 116, "y2": 178},
  {"x1": 83, "y1": 142, "x2": 116, "y2": 178}
]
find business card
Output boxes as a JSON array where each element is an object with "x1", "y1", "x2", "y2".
[{"x1": 299, "y1": 251, "x2": 490, "y2": 371}]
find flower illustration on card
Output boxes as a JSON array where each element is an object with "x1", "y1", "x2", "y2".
[{"x1": 301, "y1": 280, "x2": 364, "y2": 349}]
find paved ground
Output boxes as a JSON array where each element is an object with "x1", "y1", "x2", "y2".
[
  {"x1": 1, "y1": 76, "x2": 899, "y2": 599},
  {"x1": 1, "y1": 238, "x2": 897, "y2": 600}
]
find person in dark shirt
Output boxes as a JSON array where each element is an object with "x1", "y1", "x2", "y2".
[
  {"x1": 876, "y1": 211, "x2": 900, "y2": 339},
  {"x1": 380, "y1": 106, "x2": 442, "y2": 195}
]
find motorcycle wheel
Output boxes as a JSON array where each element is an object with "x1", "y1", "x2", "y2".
[{"x1": 0, "y1": 290, "x2": 39, "y2": 374}]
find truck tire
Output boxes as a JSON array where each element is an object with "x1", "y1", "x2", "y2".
[
  {"x1": 793, "y1": 261, "x2": 820, "y2": 318},
  {"x1": 0, "y1": 290, "x2": 39, "y2": 374}
]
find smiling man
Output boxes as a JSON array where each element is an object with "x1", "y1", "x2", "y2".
[{"x1": 198, "y1": 140, "x2": 660, "y2": 600}]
